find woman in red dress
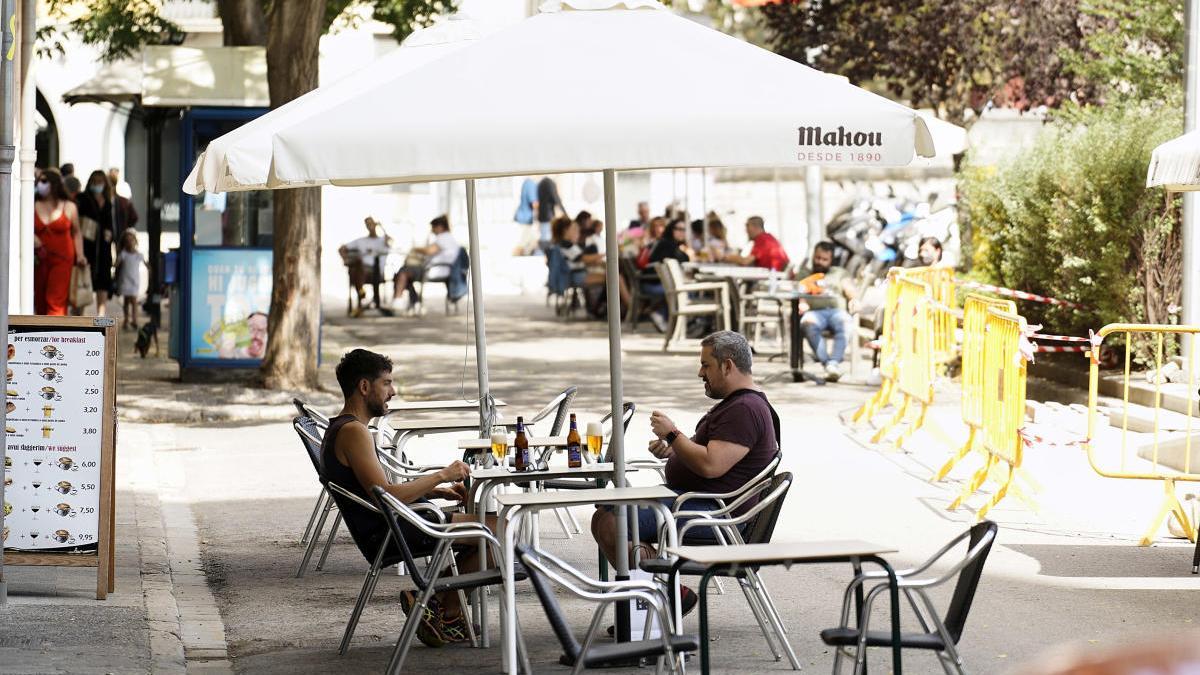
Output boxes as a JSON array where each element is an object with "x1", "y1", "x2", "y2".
[{"x1": 34, "y1": 168, "x2": 86, "y2": 316}]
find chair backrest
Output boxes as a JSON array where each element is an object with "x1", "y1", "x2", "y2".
[
  {"x1": 741, "y1": 470, "x2": 792, "y2": 545},
  {"x1": 293, "y1": 398, "x2": 330, "y2": 428},
  {"x1": 372, "y1": 486, "x2": 436, "y2": 590},
  {"x1": 514, "y1": 544, "x2": 582, "y2": 660},
  {"x1": 618, "y1": 255, "x2": 639, "y2": 293},
  {"x1": 294, "y1": 416, "x2": 324, "y2": 476},
  {"x1": 653, "y1": 263, "x2": 679, "y2": 313},
  {"x1": 546, "y1": 246, "x2": 571, "y2": 294},
  {"x1": 598, "y1": 402, "x2": 636, "y2": 462},
  {"x1": 528, "y1": 386, "x2": 578, "y2": 436},
  {"x1": 942, "y1": 520, "x2": 998, "y2": 644}
]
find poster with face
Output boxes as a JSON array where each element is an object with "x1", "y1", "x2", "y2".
[
  {"x1": 3, "y1": 329, "x2": 104, "y2": 552},
  {"x1": 189, "y1": 248, "x2": 272, "y2": 361}
]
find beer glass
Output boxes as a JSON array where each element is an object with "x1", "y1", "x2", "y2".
[
  {"x1": 490, "y1": 426, "x2": 508, "y2": 468},
  {"x1": 586, "y1": 422, "x2": 604, "y2": 460}
]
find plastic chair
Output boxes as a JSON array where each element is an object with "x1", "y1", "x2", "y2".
[
  {"x1": 516, "y1": 544, "x2": 699, "y2": 674},
  {"x1": 639, "y1": 466, "x2": 799, "y2": 670},
  {"x1": 820, "y1": 520, "x2": 999, "y2": 675},
  {"x1": 655, "y1": 259, "x2": 731, "y2": 351},
  {"x1": 373, "y1": 487, "x2": 531, "y2": 675}
]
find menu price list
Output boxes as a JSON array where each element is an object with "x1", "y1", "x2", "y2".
[{"x1": 3, "y1": 330, "x2": 104, "y2": 551}]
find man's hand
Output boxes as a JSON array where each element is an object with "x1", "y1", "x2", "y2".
[
  {"x1": 649, "y1": 410, "x2": 678, "y2": 439},
  {"x1": 430, "y1": 482, "x2": 468, "y2": 502},
  {"x1": 796, "y1": 300, "x2": 810, "y2": 314},
  {"x1": 648, "y1": 439, "x2": 674, "y2": 460},
  {"x1": 436, "y1": 460, "x2": 470, "y2": 484}
]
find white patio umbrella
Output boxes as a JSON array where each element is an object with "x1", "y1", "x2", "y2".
[
  {"x1": 1147, "y1": 129, "x2": 1200, "y2": 191},
  {"x1": 264, "y1": 2, "x2": 933, "y2": 668}
]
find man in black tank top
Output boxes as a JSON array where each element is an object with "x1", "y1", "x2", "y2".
[{"x1": 326, "y1": 349, "x2": 484, "y2": 646}]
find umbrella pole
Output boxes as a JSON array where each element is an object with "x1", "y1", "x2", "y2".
[
  {"x1": 602, "y1": 169, "x2": 631, "y2": 638},
  {"x1": 465, "y1": 179, "x2": 493, "y2": 435}
]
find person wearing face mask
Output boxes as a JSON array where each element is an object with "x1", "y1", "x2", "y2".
[
  {"x1": 75, "y1": 170, "x2": 118, "y2": 316},
  {"x1": 33, "y1": 169, "x2": 86, "y2": 316},
  {"x1": 793, "y1": 241, "x2": 858, "y2": 382},
  {"x1": 917, "y1": 236, "x2": 943, "y2": 266}
]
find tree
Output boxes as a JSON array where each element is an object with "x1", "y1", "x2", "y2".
[
  {"x1": 45, "y1": 0, "x2": 454, "y2": 389},
  {"x1": 754, "y1": 0, "x2": 1093, "y2": 121},
  {"x1": 1065, "y1": 0, "x2": 1183, "y2": 105}
]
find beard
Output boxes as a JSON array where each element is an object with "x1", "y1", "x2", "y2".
[
  {"x1": 366, "y1": 396, "x2": 388, "y2": 418},
  {"x1": 812, "y1": 262, "x2": 830, "y2": 274},
  {"x1": 702, "y1": 379, "x2": 721, "y2": 400}
]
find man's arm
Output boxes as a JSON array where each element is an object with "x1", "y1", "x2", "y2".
[
  {"x1": 649, "y1": 411, "x2": 749, "y2": 479},
  {"x1": 339, "y1": 423, "x2": 468, "y2": 503}
]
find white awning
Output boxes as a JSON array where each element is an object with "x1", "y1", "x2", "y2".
[{"x1": 1147, "y1": 130, "x2": 1200, "y2": 192}]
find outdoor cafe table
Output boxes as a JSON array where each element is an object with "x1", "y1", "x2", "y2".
[
  {"x1": 464, "y1": 463, "x2": 618, "y2": 649},
  {"x1": 378, "y1": 417, "x2": 516, "y2": 462},
  {"x1": 665, "y1": 540, "x2": 902, "y2": 675},
  {"x1": 683, "y1": 261, "x2": 774, "y2": 282},
  {"x1": 494, "y1": 485, "x2": 681, "y2": 675}
]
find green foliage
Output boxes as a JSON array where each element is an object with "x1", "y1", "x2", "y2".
[
  {"x1": 1066, "y1": 0, "x2": 1183, "y2": 105},
  {"x1": 45, "y1": 0, "x2": 183, "y2": 62},
  {"x1": 960, "y1": 102, "x2": 1182, "y2": 362},
  {"x1": 371, "y1": 0, "x2": 458, "y2": 43}
]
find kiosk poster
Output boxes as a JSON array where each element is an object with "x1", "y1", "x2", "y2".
[
  {"x1": 190, "y1": 248, "x2": 272, "y2": 361},
  {"x1": 3, "y1": 330, "x2": 105, "y2": 551}
]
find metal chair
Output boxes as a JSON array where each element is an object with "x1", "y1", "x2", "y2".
[
  {"x1": 820, "y1": 520, "x2": 999, "y2": 675},
  {"x1": 619, "y1": 255, "x2": 660, "y2": 331},
  {"x1": 655, "y1": 259, "x2": 731, "y2": 351},
  {"x1": 416, "y1": 247, "x2": 468, "y2": 315},
  {"x1": 373, "y1": 487, "x2": 531, "y2": 675},
  {"x1": 294, "y1": 416, "x2": 339, "y2": 578},
  {"x1": 293, "y1": 401, "x2": 331, "y2": 548},
  {"x1": 640, "y1": 467, "x2": 799, "y2": 670},
  {"x1": 516, "y1": 544, "x2": 698, "y2": 674}
]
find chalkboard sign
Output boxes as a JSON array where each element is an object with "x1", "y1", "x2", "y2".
[{"x1": 2, "y1": 316, "x2": 117, "y2": 600}]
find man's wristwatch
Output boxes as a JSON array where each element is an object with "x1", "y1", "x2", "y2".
[{"x1": 664, "y1": 430, "x2": 679, "y2": 446}]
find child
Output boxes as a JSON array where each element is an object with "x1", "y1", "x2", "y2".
[{"x1": 115, "y1": 230, "x2": 144, "y2": 330}]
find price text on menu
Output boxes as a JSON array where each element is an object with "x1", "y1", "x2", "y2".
[{"x1": 3, "y1": 329, "x2": 105, "y2": 551}]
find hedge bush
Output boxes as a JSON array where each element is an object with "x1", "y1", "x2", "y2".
[{"x1": 960, "y1": 103, "x2": 1181, "y2": 363}]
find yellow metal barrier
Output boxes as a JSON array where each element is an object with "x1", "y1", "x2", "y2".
[
  {"x1": 870, "y1": 276, "x2": 935, "y2": 448},
  {"x1": 932, "y1": 294, "x2": 1017, "y2": 482},
  {"x1": 853, "y1": 268, "x2": 903, "y2": 424},
  {"x1": 949, "y1": 307, "x2": 1027, "y2": 518},
  {"x1": 903, "y1": 266, "x2": 957, "y2": 365},
  {"x1": 1086, "y1": 324, "x2": 1200, "y2": 546}
]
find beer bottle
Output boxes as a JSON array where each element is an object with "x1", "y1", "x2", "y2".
[
  {"x1": 514, "y1": 416, "x2": 529, "y2": 472},
  {"x1": 566, "y1": 413, "x2": 582, "y2": 468}
]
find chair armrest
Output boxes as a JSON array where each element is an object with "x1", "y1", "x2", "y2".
[
  {"x1": 327, "y1": 482, "x2": 380, "y2": 514},
  {"x1": 408, "y1": 501, "x2": 449, "y2": 524},
  {"x1": 675, "y1": 281, "x2": 728, "y2": 293}
]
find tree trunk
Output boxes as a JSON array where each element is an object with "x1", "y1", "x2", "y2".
[
  {"x1": 259, "y1": 0, "x2": 325, "y2": 390},
  {"x1": 216, "y1": 0, "x2": 267, "y2": 46}
]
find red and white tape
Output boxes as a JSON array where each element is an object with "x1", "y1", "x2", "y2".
[
  {"x1": 1033, "y1": 344, "x2": 1092, "y2": 353},
  {"x1": 957, "y1": 281, "x2": 1087, "y2": 311},
  {"x1": 1029, "y1": 333, "x2": 1091, "y2": 343},
  {"x1": 1020, "y1": 428, "x2": 1089, "y2": 448}
]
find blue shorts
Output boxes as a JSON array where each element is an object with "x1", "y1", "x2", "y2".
[{"x1": 601, "y1": 489, "x2": 743, "y2": 544}]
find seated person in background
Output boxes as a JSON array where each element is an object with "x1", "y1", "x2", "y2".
[
  {"x1": 634, "y1": 216, "x2": 667, "y2": 270},
  {"x1": 649, "y1": 218, "x2": 693, "y2": 265},
  {"x1": 705, "y1": 215, "x2": 729, "y2": 261},
  {"x1": 339, "y1": 217, "x2": 393, "y2": 317},
  {"x1": 392, "y1": 215, "x2": 461, "y2": 315},
  {"x1": 322, "y1": 349, "x2": 483, "y2": 646},
  {"x1": 579, "y1": 218, "x2": 631, "y2": 317},
  {"x1": 619, "y1": 201, "x2": 651, "y2": 256},
  {"x1": 794, "y1": 241, "x2": 857, "y2": 382},
  {"x1": 551, "y1": 215, "x2": 587, "y2": 287},
  {"x1": 725, "y1": 215, "x2": 789, "y2": 271},
  {"x1": 916, "y1": 236, "x2": 943, "y2": 266},
  {"x1": 688, "y1": 219, "x2": 706, "y2": 253},
  {"x1": 591, "y1": 331, "x2": 780, "y2": 618}
]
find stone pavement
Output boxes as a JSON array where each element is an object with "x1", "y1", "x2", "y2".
[{"x1": 5, "y1": 292, "x2": 1200, "y2": 674}]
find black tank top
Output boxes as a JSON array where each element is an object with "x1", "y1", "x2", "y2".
[{"x1": 321, "y1": 414, "x2": 389, "y2": 557}]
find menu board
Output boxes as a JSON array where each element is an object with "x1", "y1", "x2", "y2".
[{"x1": 3, "y1": 329, "x2": 105, "y2": 551}]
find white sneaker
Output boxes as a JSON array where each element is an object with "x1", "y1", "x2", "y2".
[
  {"x1": 649, "y1": 313, "x2": 668, "y2": 333},
  {"x1": 824, "y1": 361, "x2": 843, "y2": 382},
  {"x1": 866, "y1": 367, "x2": 882, "y2": 386}
]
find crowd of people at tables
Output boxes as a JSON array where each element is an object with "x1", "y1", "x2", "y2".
[{"x1": 32, "y1": 163, "x2": 145, "y2": 328}]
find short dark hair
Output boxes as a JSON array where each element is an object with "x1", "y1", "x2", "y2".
[
  {"x1": 746, "y1": 216, "x2": 765, "y2": 231},
  {"x1": 430, "y1": 215, "x2": 450, "y2": 231},
  {"x1": 918, "y1": 236, "x2": 942, "y2": 252},
  {"x1": 814, "y1": 241, "x2": 836, "y2": 256},
  {"x1": 335, "y1": 349, "x2": 392, "y2": 398}
]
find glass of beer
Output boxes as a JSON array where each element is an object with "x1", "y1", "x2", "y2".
[
  {"x1": 586, "y1": 422, "x2": 604, "y2": 460},
  {"x1": 490, "y1": 426, "x2": 509, "y2": 468}
]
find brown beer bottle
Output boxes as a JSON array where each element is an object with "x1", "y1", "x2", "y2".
[
  {"x1": 566, "y1": 413, "x2": 582, "y2": 468},
  {"x1": 514, "y1": 416, "x2": 529, "y2": 472}
]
